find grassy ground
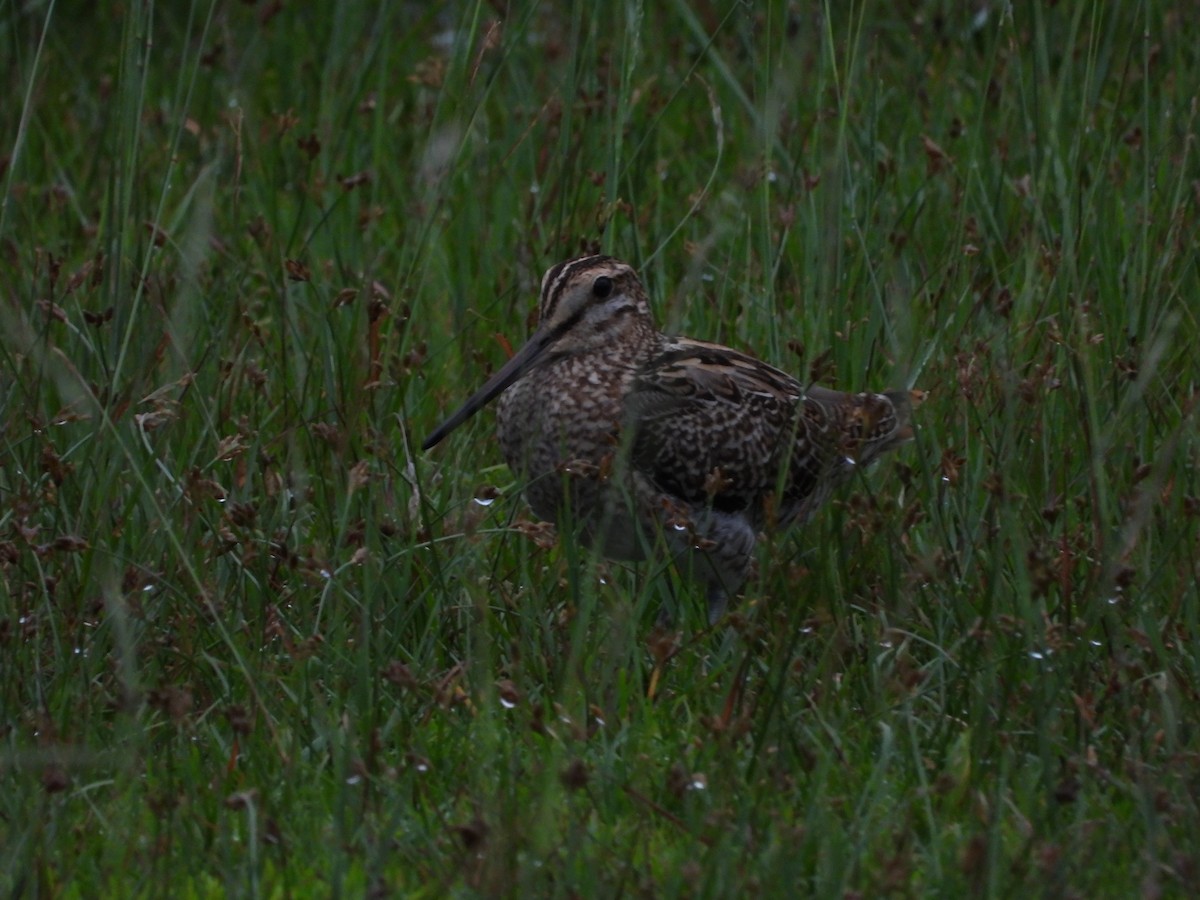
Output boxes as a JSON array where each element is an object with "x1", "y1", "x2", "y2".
[{"x1": 2, "y1": 0, "x2": 1198, "y2": 896}]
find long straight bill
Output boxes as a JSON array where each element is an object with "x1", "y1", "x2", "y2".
[{"x1": 421, "y1": 330, "x2": 552, "y2": 450}]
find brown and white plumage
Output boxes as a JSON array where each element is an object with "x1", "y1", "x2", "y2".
[{"x1": 424, "y1": 255, "x2": 919, "y2": 621}]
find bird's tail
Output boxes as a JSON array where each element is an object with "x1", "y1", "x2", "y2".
[{"x1": 807, "y1": 386, "x2": 925, "y2": 466}]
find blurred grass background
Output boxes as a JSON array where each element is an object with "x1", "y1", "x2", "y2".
[{"x1": 2, "y1": 0, "x2": 1198, "y2": 895}]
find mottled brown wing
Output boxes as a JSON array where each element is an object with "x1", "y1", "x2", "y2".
[
  {"x1": 625, "y1": 338, "x2": 916, "y2": 526},
  {"x1": 624, "y1": 339, "x2": 804, "y2": 514}
]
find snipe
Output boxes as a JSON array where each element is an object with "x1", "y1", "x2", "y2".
[{"x1": 424, "y1": 255, "x2": 920, "y2": 621}]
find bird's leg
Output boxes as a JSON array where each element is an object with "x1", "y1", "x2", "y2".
[{"x1": 706, "y1": 583, "x2": 729, "y2": 625}]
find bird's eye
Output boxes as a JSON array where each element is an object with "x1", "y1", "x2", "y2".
[{"x1": 592, "y1": 276, "x2": 613, "y2": 299}]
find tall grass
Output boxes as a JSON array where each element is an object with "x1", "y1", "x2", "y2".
[{"x1": 2, "y1": 1, "x2": 1197, "y2": 895}]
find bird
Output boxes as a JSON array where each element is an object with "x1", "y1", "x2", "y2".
[{"x1": 423, "y1": 255, "x2": 920, "y2": 623}]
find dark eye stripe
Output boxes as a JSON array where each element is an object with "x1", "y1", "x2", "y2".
[{"x1": 541, "y1": 255, "x2": 616, "y2": 317}]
